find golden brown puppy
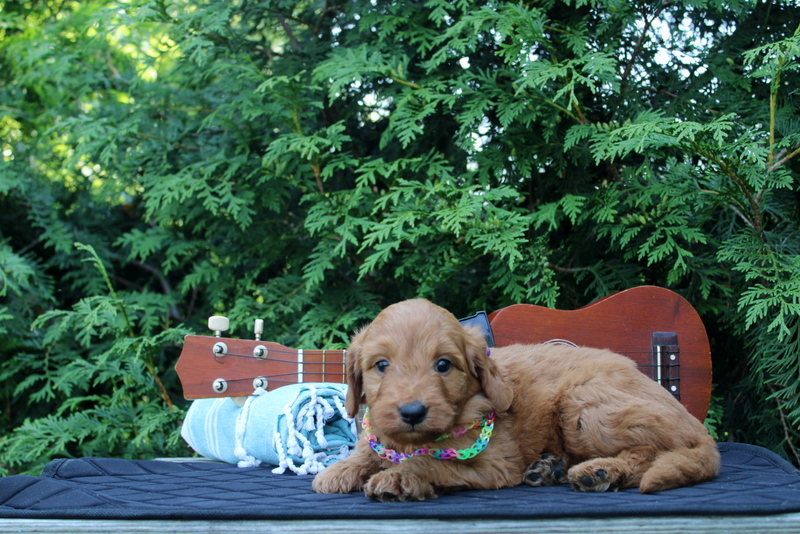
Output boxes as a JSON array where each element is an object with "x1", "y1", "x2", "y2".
[{"x1": 312, "y1": 299, "x2": 720, "y2": 501}]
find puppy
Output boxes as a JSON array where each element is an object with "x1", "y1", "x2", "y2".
[{"x1": 312, "y1": 299, "x2": 720, "y2": 501}]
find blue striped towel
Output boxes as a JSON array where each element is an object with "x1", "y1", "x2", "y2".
[{"x1": 181, "y1": 383, "x2": 357, "y2": 474}]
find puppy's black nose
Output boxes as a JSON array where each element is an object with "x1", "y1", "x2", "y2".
[{"x1": 398, "y1": 401, "x2": 428, "y2": 426}]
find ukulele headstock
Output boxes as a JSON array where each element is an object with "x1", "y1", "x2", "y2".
[{"x1": 175, "y1": 317, "x2": 346, "y2": 400}]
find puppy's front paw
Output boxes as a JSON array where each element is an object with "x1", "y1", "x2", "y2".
[
  {"x1": 363, "y1": 470, "x2": 437, "y2": 502},
  {"x1": 312, "y1": 460, "x2": 370, "y2": 494},
  {"x1": 523, "y1": 453, "x2": 569, "y2": 487},
  {"x1": 567, "y1": 460, "x2": 622, "y2": 492}
]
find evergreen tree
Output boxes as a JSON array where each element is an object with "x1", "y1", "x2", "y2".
[{"x1": 1, "y1": 0, "x2": 798, "y2": 473}]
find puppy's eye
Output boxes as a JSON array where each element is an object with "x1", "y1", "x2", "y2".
[
  {"x1": 435, "y1": 358, "x2": 452, "y2": 374},
  {"x1": 374, "y1": 359, "x2": 389, "y2": 374}
]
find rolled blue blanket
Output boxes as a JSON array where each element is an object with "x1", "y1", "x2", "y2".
[{"x1": 181, "y1": 383, "x2": 357, "y2": 474}]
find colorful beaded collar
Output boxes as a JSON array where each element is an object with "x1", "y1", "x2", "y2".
[{"x1": 362, "y1": 408, "x2": 495, "y2": 464}]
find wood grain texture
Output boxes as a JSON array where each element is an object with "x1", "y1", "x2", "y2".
[{"x1": 488, "y1": 286, "x2": 712, "y2": 421}]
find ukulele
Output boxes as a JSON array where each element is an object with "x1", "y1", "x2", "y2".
[{"x1": 175, "y1": 286, "x2": 711, "y2": 421}]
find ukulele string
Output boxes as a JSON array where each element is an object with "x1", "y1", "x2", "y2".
[
  {"x1": 216, "y1": 372, "x2": 344, "y2": 385},
  {"x1": 211, "y1": 348, "x2": 347, "y2": 381},
  {"x1": 207, "y1": 347, "x2": 675, "y2": 388},
  {"x1": 212, "y1": 348, "x2": 345, "y2": 365}
]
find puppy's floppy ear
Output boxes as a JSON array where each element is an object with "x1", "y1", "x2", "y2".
[
  {"x1": 344, "y1": 327, "x2": 367, "y2": 418},
  {"x1": 463, "y1": 325, "x2": 513, "y2": 413}
]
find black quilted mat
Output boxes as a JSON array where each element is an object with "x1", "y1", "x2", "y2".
[{"x1": 1, "y1": 443, "x2": 799, "y2": 520}]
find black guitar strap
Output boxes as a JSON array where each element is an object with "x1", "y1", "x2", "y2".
[{"x1": 458, "y1": 311, "x2": 496, "y2": 348}]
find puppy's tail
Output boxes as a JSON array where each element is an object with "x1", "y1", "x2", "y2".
[{"x1": 639, "y1": 434, "x2": 720, "y2": 493}]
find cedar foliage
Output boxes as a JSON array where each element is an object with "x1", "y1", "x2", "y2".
[{"x1": 0, "y1": 0, "x2": 798, "y2": 474}]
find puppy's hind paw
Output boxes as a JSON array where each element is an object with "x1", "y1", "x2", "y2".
[
  {"x1": 570, "y1": 469, "x2": 615, "y2": 492},
  {"x1": 568, "y1": 461, "x2": 623, "y2": 492},
  {"x1": 523, "y1": 453, "x2": 569, "y2": 487}
]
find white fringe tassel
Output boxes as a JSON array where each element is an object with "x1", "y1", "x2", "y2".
[
  {"x1": 234, "y1": 386, "x2": 268, "y2": 468},
  {"x1": 271, "y1": 385, "x2": 354, "y2": 475}
]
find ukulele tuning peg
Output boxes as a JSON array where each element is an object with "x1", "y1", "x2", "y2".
[
  {"x1": 208, "y1": 316, "x2": 229, "y2": 338},
  {"x1": 254, "y1": 319, "x2": 264, "y2": 341},
  {"x1": 212, "y1": 378, "x2": 228, "y2": 394}
]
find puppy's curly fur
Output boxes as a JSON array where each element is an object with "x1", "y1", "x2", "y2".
[{"x1": 312, "y1": 299, "x2": 720, "y2": 501}]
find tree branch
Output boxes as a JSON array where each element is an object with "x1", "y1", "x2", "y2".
[
  {"x1": 276, "y1": 14, "x2": 303, "y2": 53},
  {"x1": 108, "y1": 252, "x2": 182, "y2": 321},
  {"x1": 768, "y1": 144, "x2": 800, "y2": 173},
  {"x1": 695, "y1": 146, "x2": 765, "y2": 241},
  {"x1": 313, "y1": 1, "x2": 346, "y2": 35},
  {"x1": 767, "y1": 383, "x2": 800, "y2": 466},
  {"x1": 620, "y1": 1, "x2": 673, "y2": 95}
]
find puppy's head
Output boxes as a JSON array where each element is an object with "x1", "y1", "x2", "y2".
[{"x1": 344, "y1": 299, "x2": 512, "y2": 446}]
